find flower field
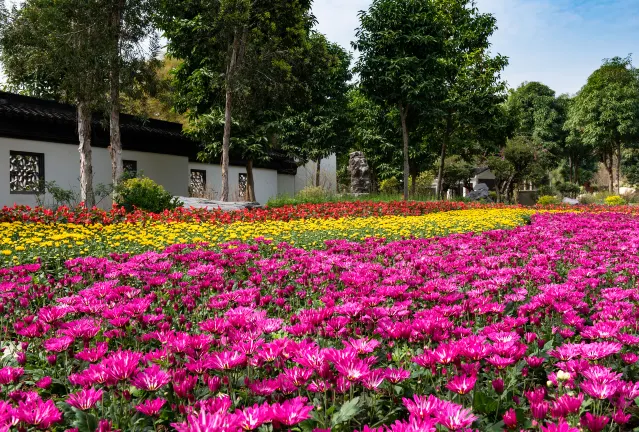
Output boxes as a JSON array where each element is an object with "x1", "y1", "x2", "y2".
[
  {"x1": 0, "y1": 204, "x2": 639, "y2": 431},
  {"x1": 1, "y1": 209, "x2": 539, "y2": 267}
]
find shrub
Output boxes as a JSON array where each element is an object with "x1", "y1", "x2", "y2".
[
  {"x1": 578, "y1": 193, "x2": 597, "y2": 205},
  {"x1": 537, "y1": 195, "x2": 560, "y2": 205},
  {"x1": 605, "y1": 195, "x2": 626, "y2": 206},
  {"x1": 537, "y1": 185, "x2": 555, "y2": 197},
  {"x1": 409, "y1": 172, "x2": 435, "y2": 196},
  {"x1": 297, "y1": 186, "x2": 332, "y2": 201},
  {"x1": 379, "y1": 177, "x2": 400, "y2": 194},
  {"x1": 557, "y1": 182, "x2": 581, "y2": 198},
  {"x1": 115, "y1": 176, "x2": 182, "y2": 212}
]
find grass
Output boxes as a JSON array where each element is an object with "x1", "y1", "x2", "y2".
[{"x1": 265, "y1": 191, "x2": 465, "y2": 208}]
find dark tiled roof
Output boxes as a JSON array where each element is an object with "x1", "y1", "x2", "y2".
[{"x1": 0, "y1": 91, "x2": 297, "y2": 174}]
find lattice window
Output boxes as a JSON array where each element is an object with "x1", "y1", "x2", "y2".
[
  {"x1": 123, "y1": 160, "x2": 137, "y2": 177},
  {"x1": 189, "y1": 169, "x2": 207, "y2": 197},
  {"x1": 10, "y1": 151, "x2": 44, "y2": 194},
  {"x1": 238, "y1": 173, "x2": 247, "y2": 200}
]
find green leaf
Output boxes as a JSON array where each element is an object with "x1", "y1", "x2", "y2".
[
  {"x1": 485, "y1": 421, "x2": 505, "y2": 432},
  {"x1": 331, "y1": 397, "x2": 361, "y2": 426},
  {"x1": 472, "y1": 391, "x2": 499, "y2": 415},
  {"x1": 58, "y1": 402, "x2": 98, "y2": 432}
]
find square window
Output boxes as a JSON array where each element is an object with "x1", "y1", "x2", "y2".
[
  {"x1": 10, "y1": 151, "x2": 44, "y2": 194},
  {"x1": 189, "y1": 169, "x2": 207, "y2": 197},
  {"x1": 123, "y1": 160, "x2": 137, "y2": 176}
]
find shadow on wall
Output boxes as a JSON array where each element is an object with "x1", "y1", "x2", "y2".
[{"x1": 298, "y1": 168, "x2": 334, "y2": 192}]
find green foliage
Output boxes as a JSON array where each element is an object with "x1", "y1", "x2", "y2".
[
  {"x1": 537, "y1": 184, "x2": 556, "y2": 197},
  {"x1": 379, "y1": 177, "x2": 400, "y2": 194},
  {"x1": 409, "y1": 171, "x2": 435, "y2": 196},
  {"x1": 566, "y1": 56, "x2": 639, "y2": 192},
  {"x1": 578, "y1": 193, "x2": 597, "y2": 205},
  {"x1": 556, "y1": 182, "x2": 581, "y2": 198},
  {"x1": 297, "y1": 186, "x2": 332, "y2": 201},
  {"x1": 440, "y1": 156, "x2": 474, "y2": 193},
  {"x1": 115, "y1": 176, "x2": 182, "y2": 213},
  {"x1": 622, "y1": 148, "x2": 639, "y2": 187},
  {"x1": 605, "y1": 195, "x2": 626, "y2": 206},
  {"x1": 537, "y1": 195, "x2": 560, "y2": 205}
]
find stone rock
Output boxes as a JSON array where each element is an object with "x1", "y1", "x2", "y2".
[
  {"x1": 562, "y1": 197, "x2": 579, "y2": 205},
  {"x1": 177, "y1": 197, "x2": 263, "y2": 211},
  {"x1": 467, "y1": 183, "x2": 491, "y2": 201},
  {"x1": 348, "y1": 151, "x2": 371, "y2": 194}
]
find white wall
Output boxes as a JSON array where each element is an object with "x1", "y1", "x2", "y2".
[
  {"x1": 188, "y1": 162, "x2": 279, "y2": 203},
  {"x1": 277, "y1": 174, "x2": 295, "y2": 197},
  {"x1": 294, "y1": 154, "x2": 337, "y2": 193},
  {"x1": 1, "y1": 137, "x2": 189, "y2": 208}
]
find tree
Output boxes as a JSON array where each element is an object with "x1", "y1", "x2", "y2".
[
  {"x1": 506, "y1": 82, "x2": 567, "y2": 158},
  {"x1": 157, "y1": 0, "x2": 313, "y2": 201},
  {"x1": 566, "y1": 56, "x2": 639, "y2": 193},
  {"x1": 280, "y1": 34, "x2": 352, "y2": 187},
  {"x1": 105, "y1": 0, "x2": 159, "y2": 188},
  {"x1": 354, "y1": 0, "x2": 445, "y2": 200},
  {"x1": 432, "y1": 0, "x2": 508, "y2": 200},
  {"x1": 0, "y1": 0, "x2": 111, "y2": 207},
  {"x1": 439, "y1": 155, "x2": 474, "y2": 198}
]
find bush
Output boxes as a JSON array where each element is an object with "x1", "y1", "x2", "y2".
[
  {"x1": 537, "y1": 185, "x2": 556, "y2": 197},
  {"x1": 557, "y1": 182, "x2": 581, "y2": 198},
  {"x1": 605, "y1": 195, "x2": 626, "y2": 206},
  {"x1": 115, "y1": 176, "x2": 182, "y2": 212},
  {"x1": 409, "y1": 172, "x2": 435, "y2": 196},
  {"x1": 578, "y1": 193, "x2": 597, "y2": 205},
  {"x1": 297, "y1": 186, "x2": 332, "y2": 201},
  {"x1": 379, "y1": 177, "x2": 400, "y2": 194},
  {"x1": 537, "y1": 195, "x2": 560, "y2": 205}
]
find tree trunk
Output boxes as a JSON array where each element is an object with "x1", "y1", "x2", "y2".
[
  {"x1": 436, "y1": 113, "x2": 453, "y2": 200},
  {"x1": 411, "y1": 172, "x2": 417, "y2": 198},
  {"x1": 399, "y1": 102, "x2": 410, "y2": 201},
  {"x1": 246, "y1": 159, "x2": 255, "y2": 202},
  {"x1": 616, "y1": 141, "x2": 622, "y2": 194},
  {"x1": 221, "y1": 33, "x2": 241, "y2": 202},
  {"x1": 315, "y1": 158, "x2": 321, "y2": 187},
  {"x1": 109, "y1": 0, "x2": 124, "y2": 189},
  {"x1": 77, "y1": 101, "x2": 95, "y2": 208},
  {"x1": 603, "y1": 152, "x2": 614, "y2": 194}
]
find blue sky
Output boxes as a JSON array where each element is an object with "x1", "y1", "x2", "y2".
[{"x1": 313, "y1": 0, "x2": 639, "y2": 95}]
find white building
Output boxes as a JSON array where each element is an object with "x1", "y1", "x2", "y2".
[{"x1": 0, "y1": 91, "x2": 336, "y2": 208}]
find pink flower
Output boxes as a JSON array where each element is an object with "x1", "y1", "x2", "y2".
[
  {"x1": 235, "y1": 402, "x2": 272, "y2": 430},
  {"x1": 43, "y1": 336, "x2": 74, "y2": 353},
  {"x1": 75, "y1": 342, "x2": 108, "y2": 363},
  {"x1": 540, "y1": 421, "x2": 580, "y2": 432},
  {"x1": 435, "y1": 401, "x2": 477, "y2": 430},
  {"x1": 384, "y1": 367, "x2": 410, "y2": 384},
  {"x1": 0, "y1": 367, "x2": 23, "y2": 385},
  {"x1": 581, "y1": 380, "x2": 619, "y2": 400},
  {"x1": 135, "y1": 398, "x2": 166, "y2": 416},
  {"x1": 271, "y1": 396, "x2": 313, "y2": 426},
  {"x1": 67, "y1": 388, "x2": 103, "y2": 410},
  {"x1": 445, "y1": 375, "x2": 477, "y2": 395},
  {"x1": 580, "y1": 413, "x2": 609, "y2": 432},
  {"x1": 503, "y1": 408, "x2": 517, "y2": 429},
  {"x1": 131, "y1": 365, "x2": 171, "y2": 391},
  {"x1": 402, "y1": 395, "x2": 441, "y2": 420},
  {"x1": 35, "y1": 376, "x2": 52, "y2": 389},
  {"x1": 16, "y1": 397, "x2": 62, "y2": 428},
  {"x1": 102, "y1": 350, "x2": 142, "y2": 382},
  {"x1": 208, "y1": 351, "x2": 247, "y2": 371}
]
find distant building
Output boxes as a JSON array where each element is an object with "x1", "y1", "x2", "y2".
[{"x1": 0, "y1": 91, "x2": 336, "y2": 207}]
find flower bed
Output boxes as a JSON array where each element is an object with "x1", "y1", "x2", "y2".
[
  {"x1": 0, "y1": 212, "x2": 638, "y2": 431},
  {"x1": 1, "y1": 209, "x2": 539, "y2": 267}
]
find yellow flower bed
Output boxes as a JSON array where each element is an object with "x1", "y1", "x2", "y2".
[{"x1": 1, "y1": 208, "x2": 540, "y2": 266}]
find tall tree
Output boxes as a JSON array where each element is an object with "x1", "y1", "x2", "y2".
[
  {"x1": 354, "y1": 0, "x2": 445, "y2": 200},
  {"x1": 0, "y1": 0, "x2": 111, "y2": 207},
  {"x1": 157, "y1": 0, "x2": 313, "y2": 201},
  {"x1": 105, "y1": 0, "x2": 159, "y2": 188},
  {"x1": 432, "y1": 0, "x2": 508, "y2": 199},
  {"x1": 505, "y1": 81, "x2": 568, "y2": 163},
  {"x1": 566, "y1": 56, "x2": 639, "y2": 193},
  {"x1": 280, "y1": 34, "x2": 352, "y2": 187}
]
